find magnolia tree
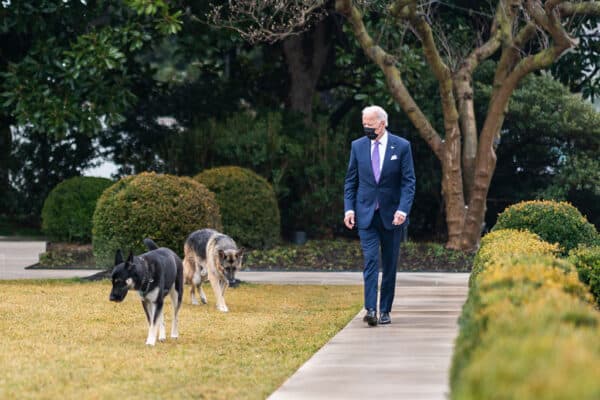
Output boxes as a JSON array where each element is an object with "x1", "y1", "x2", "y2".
[{"x1": 210, "y1": 0, "x2": 600, "y2": 250}]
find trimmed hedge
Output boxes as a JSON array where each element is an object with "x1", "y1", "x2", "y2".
[
  {"x1": 493, "y1": 200, "x2": 599, "y2": 254},
  {"x1": 470, "y1": 228, "x2": 559, "y2": 285},
  {"x1": 453, "y1": 255, "x2": 591, "y2": 390},
  {"x1": 41, "y1": 176, "x2": 113, "y2": 243},
  {"x1": 451, "y1": 228, "x2": 599, "y2": 399},
  {"x1": 569, "y1": 245, "x2": 600, "y2": 306},
  {"x1": 454, "y1": 290, "x2": 600, "y2": 400},
  {"x1": 92, "y1": 172, "x2": 222, "y2": 268},
  {"x1": 194, "y1": 166, "x2": 280, "y2": 249}
]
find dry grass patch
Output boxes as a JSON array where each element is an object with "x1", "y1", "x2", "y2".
[{"x1": 0, "y1": 280, "x2": 362, "y2": 399}]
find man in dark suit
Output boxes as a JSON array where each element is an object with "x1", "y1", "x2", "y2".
[{"x1": 344, "y1": 105, "x2": 416, "y2": 326}]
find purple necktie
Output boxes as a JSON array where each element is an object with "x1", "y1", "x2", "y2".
[{"x1": 372, "y1": 140, "x2": 381, "y2": 183}]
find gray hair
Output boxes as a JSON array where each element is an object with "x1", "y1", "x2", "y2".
[{"x1": 362, "y1": 105, "x2": 388, "y2": 127}]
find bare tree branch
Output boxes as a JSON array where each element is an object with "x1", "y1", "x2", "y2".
[
  {"x1": 455, "y1": 1, "x2": 513, "y2": 204},
  {"x1": 336, "y1": 0, "x2": 444, "y2": 159},
  {"x1": 462, "y1": 6, "x2": 505, "y2": 75},
  {"x1": 526, "y1": 0, "x2": 576, "y2": 48},
  {"x1": 559, "y1": 1, "x2": 600, "y2": 16},
  {"x1": 207, "y1": 0, "x2": 328, "y2": 44},
  {"x1": 388, "y1": 1, "x2": 451, "y2": 78},
  {"x1": 389, "y1": 1, "x2": 460, "y2": 137}
]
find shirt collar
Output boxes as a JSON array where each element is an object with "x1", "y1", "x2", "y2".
[{"x1": 371, "y1": 130, "x2": 388, "y2": 148}]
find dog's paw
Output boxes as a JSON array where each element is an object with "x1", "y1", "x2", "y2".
[
  {"x1": 201, "y1": 297, "x2": 207, "y2": 304},
  {"x1": 192, "y1": 299, "x2": 199, "y2": 305},
  {"x1": 146, "y1": 340, "x2": 156, "y2": 346},
  {"x1": 217, "y1": 305, "x2": 229, "y2": 313}
]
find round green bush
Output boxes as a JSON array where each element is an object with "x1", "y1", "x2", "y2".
[
  {"x1": 41, "y1": 176, "x2": 113, "y2": 243},
  {"x1": 92, "y1": 172, "x2": 222, "y2": 268},
  {"x1": 493, "y1": 200, "x2": 599, "y2": 254},
  {"x1": 194, "y1": 166, "x2": 280, "y2": 249}
]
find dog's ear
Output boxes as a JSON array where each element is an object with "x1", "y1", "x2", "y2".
[
  {"x1": 237, "y1": 248, "x2": 245, "y2": 259},
  {"x1": 115, "y1": 249, "x2": 124, "y2": 265},
  {"x1": 218, "y1": 249, "x2": 225, "y2": 259},
  {"x1": 125, "y1": 250, "x2": 134, "y2": 269}
]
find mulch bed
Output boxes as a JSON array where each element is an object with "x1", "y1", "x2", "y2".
[{"x1": 31, "y1": 239, "x2": 473, "y2": 274}]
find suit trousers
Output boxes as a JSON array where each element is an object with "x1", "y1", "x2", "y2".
[{"x1": 358, "y1": 210, "x2": 402, "y2": 312}]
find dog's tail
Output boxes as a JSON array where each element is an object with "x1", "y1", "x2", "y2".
[{"x1": 143, "y1": 238, "x2": 159, "y2": 251}]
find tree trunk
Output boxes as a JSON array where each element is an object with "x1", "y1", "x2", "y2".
[
  {"x1": 282, "y1": 18, "x2": 332, "y2": 123},
  {"x1": 441, "y1": 134, "x2": 468, "y2": 250},
  {"x1": 455, "y1": 77, "x2": 477, "y2": 204}
]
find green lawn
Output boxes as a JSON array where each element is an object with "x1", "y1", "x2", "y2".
[{"x1": 0, "y1": 280, "x2": 362, "y2": 399}]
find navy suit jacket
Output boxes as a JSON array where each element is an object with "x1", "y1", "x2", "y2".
[{"x1": 344, "y1": 132, "x2": 416, "y2": 230}]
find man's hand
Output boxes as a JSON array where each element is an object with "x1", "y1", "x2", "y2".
[
  {"x1": 344, "y1": 212, "x2": 355, "y2": 229},
  {"x1": 392, "y1": 211, "x2": 406, "y2": 226}
]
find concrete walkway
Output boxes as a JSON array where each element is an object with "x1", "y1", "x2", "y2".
[
  {"x1": 0, "y1": 240, "x2": 469, "y2": 400},
  {"x1": 267, "y1": 273, "x2": 468, "y2": 400},
  {"x1": 0, "y1": 240, "x2": 104, "y2": 279}
]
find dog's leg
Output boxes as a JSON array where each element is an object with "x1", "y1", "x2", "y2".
[
  {"x1": 199, "y1": 283, "x2": 207, "y2": 305},
  {"x1": 142, "y1": 301, "x2": 151, "y2": 324},
  {"x1": 192, "y1": 283, "x2": 206, "y2": 305},
  {"x1": 154, "y1": 297, "x2": 165, "y2": 344},
  {"x1": 144, "y1": 301, "x2": 157, "y2": 346},
  {"x1": 219, "y1": 278, "x2": 230, "y2": 312},
  {"x1": 145, "y1": 288, "x2": 163, "y2": 346},
  {"x1": 142, "y1": 300, "x2": 157, "y2": 345},
  {"x1": 147, "y1": 303, "x2": 161, "y2": 346},
  {"x1": 190, "y1": 284, "x2": 199, "y2": 305},
  {"x1": 190, "y1": 256, "x2": 205, "y2": 305},
  {"x1": 220, "y1": 278, "x2": 229, "y2": 298},
  {"x1": 207, "y1": 269, "x2": 228, "y2": 312},
  {"x1": 158, "y1": 310, "x2": 166, "y2": 342},
  {"x1": 172, "y1": 258, "x2": 183, "y2": 339},
  {"x1": 209, "y1": 268, "x2": 228, "y2": 312},
  {"x1": 169, "y1": 286, "x2": 180, "y2": 339},
  {"x1": 205, "y1": 241, "x2": 228, "y2": 312},
  {"x1": 184, "y1": 251, "x2": 199, "y2": 305},
  {"x1": 197, "y1": 254, "x2": 208, "y2": 305}
]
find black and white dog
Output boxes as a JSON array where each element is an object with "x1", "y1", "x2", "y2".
[{"x1": 109, "y1": 238, "x2": 184, "y2": 346}]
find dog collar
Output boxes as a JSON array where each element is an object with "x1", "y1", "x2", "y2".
[{"x1": 139, "y1": 266, "x2": 154, "y2": 295}]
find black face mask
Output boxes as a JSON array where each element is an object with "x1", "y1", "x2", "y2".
[{"x1": 364, "y1": 127, "x2": 377, "y2": 140}]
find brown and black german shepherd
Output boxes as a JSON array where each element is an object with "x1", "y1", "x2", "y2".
[{"x1": 183, "y1": 229, "x2": 244, "y2": 312}]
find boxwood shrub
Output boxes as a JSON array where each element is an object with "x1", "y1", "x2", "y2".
[
  {"x1": 493, "y1": 200, "x2": 599, "y2": 254},
  {"x1": 195, "y1": 166, "x2": 280, "y2": 249},
  {"x1": 452, "y1": 254, "x2": 591, "y2": 391},
  {"x1": 569, "y1": 245, "x2": 600, "y2": 306},
  {"x1": 470, "y1": 228, "x2": 559, "y2": 285},
  {"x1": 92, "y1": 172, "x2": 222, "y2": 268},
  {"x1": 454, "y1": 290, "x2": 600, "y2": 400},
  {"x1": 41, "y1": 176, "x2": 113, "y2": 243},
  {"x1": 451, "y1": 224, "x2": 598, "y2": 399}
]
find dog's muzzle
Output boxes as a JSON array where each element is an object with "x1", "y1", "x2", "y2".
[
  {"x1": 109, "y1": 288, "x2": 128, "y2": 302},
  {"x1": 224, "y1": 267, "x2": 236, "y2": 282}
]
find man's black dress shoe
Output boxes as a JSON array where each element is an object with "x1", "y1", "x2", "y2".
[
  {"x1": 379, "y1": 312, "x2": 391, "y2": 325},
  {"x1": 363, "y1": 309, "x2": 378, "y2": 326}
]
